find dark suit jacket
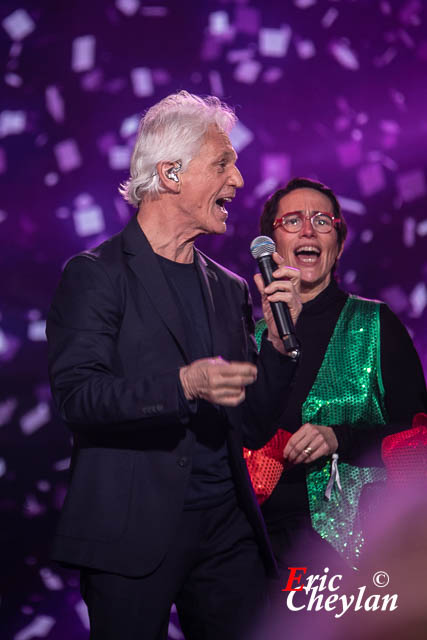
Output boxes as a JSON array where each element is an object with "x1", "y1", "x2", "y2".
[{"x1": 47, "y1": 216, "x2": 297, "y2": 577}]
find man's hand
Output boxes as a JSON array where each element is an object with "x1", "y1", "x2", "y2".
[
  {"x1": 179, "y1": 357, "x2": 257, "y2": 407},
  {"x1": 283, "y1": 423, "x2": 338, "y2": 464},
  {"x1": 253, "y1": 252, "x2": 302, "y2": 354}
]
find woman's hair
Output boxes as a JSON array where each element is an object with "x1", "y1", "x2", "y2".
[
  {"x1": 260, "y1": 177, "x2": 348, "y2": 250},
  {"x1": 119, "y1": 91, "x2": 237, "y2": 207}
]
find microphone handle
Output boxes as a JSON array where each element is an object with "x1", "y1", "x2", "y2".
[{"x1": 258, "y1": 255, "x2": 300, "y2": 357}]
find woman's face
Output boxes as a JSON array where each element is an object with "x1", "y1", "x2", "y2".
[{"x1": 273, "y1": 188, "x2": 343, "y2": 302}]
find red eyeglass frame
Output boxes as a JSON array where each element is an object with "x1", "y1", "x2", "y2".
[{"x1": 273, "y1": 211, "x2": 342, "y2": 231}]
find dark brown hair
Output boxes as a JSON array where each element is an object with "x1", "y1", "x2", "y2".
[{"x1": 260, "y1": 177, "x2": 348, "y2": 250}]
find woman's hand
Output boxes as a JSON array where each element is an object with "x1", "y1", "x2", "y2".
[
  {"x1": 254, "y1": 252, "x2": 302, "y2": 355},
  {"x1": 283, "y1": 423, "x2": 338, "y2": 464}
]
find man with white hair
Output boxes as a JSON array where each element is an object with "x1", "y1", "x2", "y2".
[{"x1": 47, "y1": 91, "x2": 301, "y2": 639}]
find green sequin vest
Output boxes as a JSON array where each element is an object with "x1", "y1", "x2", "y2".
[{"x1": 255, "y1": 295, "x2": 388, "y2": 568}]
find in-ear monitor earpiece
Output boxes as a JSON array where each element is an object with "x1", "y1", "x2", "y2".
[{"x1": 166, "y1": 160, "x2": 182, "y2": 183}]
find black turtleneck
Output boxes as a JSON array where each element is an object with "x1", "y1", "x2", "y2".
[{"x1": 262, "y1": 278, "x2": 426, "y2": 530}]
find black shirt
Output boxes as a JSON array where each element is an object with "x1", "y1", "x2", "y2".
[{"x1": 157, "y1": 253, "x2": 234, "y2": 508}]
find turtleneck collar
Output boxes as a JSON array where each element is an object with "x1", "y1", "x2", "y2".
[{"x1": 301, "y1": 278, "x2": 348, "y2": 316}]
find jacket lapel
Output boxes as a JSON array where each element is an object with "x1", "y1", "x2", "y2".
[{"x1": 122, "y1": 216, "x2": 190, "y2": 362}]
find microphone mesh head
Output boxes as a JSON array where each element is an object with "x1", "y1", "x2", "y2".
[{"x1": 250, "y1": 235, "x2": 276, "y2": 260}]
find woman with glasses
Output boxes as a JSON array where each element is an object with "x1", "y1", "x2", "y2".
[{"x1": 247, "y1": 177, "x2": 426, "y2": 573}]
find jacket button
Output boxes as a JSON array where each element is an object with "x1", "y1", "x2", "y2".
[{"x1": 177, "y1": 457, "x2": 189, "y2": 468}]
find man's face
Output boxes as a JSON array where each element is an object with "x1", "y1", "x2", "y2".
[
  {"x1": 178, "y1": 126, "x2": 244, "y2": 235},
  {"x1": 273, "y1": 188, "x2": 343, "y2": 300}
]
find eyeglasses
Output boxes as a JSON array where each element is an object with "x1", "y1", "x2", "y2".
[{"x1": 273, "y1": 210, "x2": 341, "y2": 234}]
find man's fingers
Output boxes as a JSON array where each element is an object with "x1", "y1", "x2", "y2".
[
  {"x1": 180, "y1": 357, "x2": 257, "y2": 407},
  {"x1": 215, "y1": 361, "x2": 257, "y2": 380}
]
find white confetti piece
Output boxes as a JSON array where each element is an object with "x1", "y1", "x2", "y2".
[
  {"x1": 261, "y1": 153, "x2": 290, "y2": 182},
  {"x1": 259, "y1": 26, "x2": 291, "y2": 58},
  {"x1": 120, "y1": 115, "x2": 139, "y2": 138},
  {"x1": 168, "y1": 620, "x2": 185, "y2": 639},
  {"x1": 0, "y1": 397, "x2": 17, "y2": 426},
  {"x1": 336, "y1": 196, "x2": 366, "y2": 216},
  {"x1": 115, "y1": 0, "x2": 141, "y2": 16},
  {"x1": 0, "y1": 110, "x2": 26, "y2": 137},
  {"x1": 295, "y1": 39, "x2": 316, "y2": 59},
  {"x1": 45, "y1": 86, "x2": 65, "y2": 123},
  {"x1": 234, "y1": 60, "x2": 261, "y2": 84},
  {"x1": 396, "y1": 169, "x2": 426, "y2": 202},
  {"x1": 54, "y1": 139, "x2": 82, "y2": 172},
  {"x1": 27, "y1": 320, "x2": 46, "y2": 342},
  {"x1": 74, "y1": 204, "x2": 105, "y2": 237},
  {"x1": 75, "y1": 600, "x2": 90, "y2": 630},
  {"x1": 409, "y1": 283, "x2": 427, "y2": 318},
  {"x1": 253, "y1": 176, "x2": 280, "y2": 200},
  {"x1": 23, "y1": 494, "x2": 46, "y2": 517},
  {"x1": 9, "y1": 42, "x2": 22, "y2": 57},
  {"x1": 53, "y1": 457, "x2": 71, "y2": 471},
  {"x1": 37, "y1": 480, "x2": 50, "y2": 492},
  {"x1": 229, "y1": 121, "x2": 254, "y2": 152},
  {"x1": 209, "y1": 70, "x2": 224, "y2": 97},
  {"x1": 344, "y1": 270, "x2": 357, "y2": 285},
  {"x1": 40, "y1": 567, "x2": 64, "y2": 591},
  {"x1": 72, "y1": 35, "x2": 96, "y2": 72},
  {"x1": 403, "y1": 217, "x2": 416, "y2": 248},
  {"x1": 209, "y1": 11, "x2": 230, "y2": 36},
  {"x1": 131, "y1": 67, "x2": 154, "y2": 97},
  {"x1": 227, "y1": 48, "x2": 254, "y2": 64},
  {"x1": 330, "y1": 40, "x2": 359, "y2": 70},
  {"x1": 44, "y1": 172, "x2": 59, "y2": 187},
  {"x1": 262, "y1": 67, "x2": 283, "y2": 83},
  {"x1": 374, "y1": 46, "x2": 397, "y2": 68},
  {"x1": 2, "y1": 9, "x2": 35, "y2": 41},
  {"x1": 322, "y1": 7, "x2": 338, "y2": 28},
  {"x1": 294, "y1": 0, "x2": 317, "y2": 8},
  {"x1": 357, "y1": 163, "x2": 386, "y2": 197},
  {"x1": 14, "y1": 616, "x2": 55, "y2": 640},
  {"x1": 417, "y1": 219, "x2": 427, "y2": 236},
  {"x1": 0, "y1": 330, "x2": 21, "y2": 361},
  {"x1": 20, "y1": 402, "x2": 51, "y2": 435},
  {"x1": 109, "y1": 145, "x2": 131, "y2": 170},
  {"x1": 360, "y1": 229, "x2": 373, "y2": 243},
  {"x1": 4, "y1": 72, "x2": 22, "y2": 87}
]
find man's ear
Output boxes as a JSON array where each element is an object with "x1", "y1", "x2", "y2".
[{"x1": 157, "y1": 161, "x2": 182, "y2": 192}]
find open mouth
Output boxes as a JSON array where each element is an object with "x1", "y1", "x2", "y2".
[
  {"x1": 294, "y1": 246, "x2": 321, "y2": 264},
  {"x1": 215, "y1": 197, "x2": 232, "y2": 214}
]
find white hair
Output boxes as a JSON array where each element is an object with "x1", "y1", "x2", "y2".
[{"x1": 119, "y1": 90, "x2": 237, "y2": 207}]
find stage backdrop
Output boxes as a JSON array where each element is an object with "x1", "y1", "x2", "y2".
[{"x1": 1, "y1": 1, "x2": 426, "y2": 638}]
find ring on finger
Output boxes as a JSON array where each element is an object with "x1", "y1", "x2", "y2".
[{"x1": 303, "y1": 446, "x2": 313, "y2": 456}]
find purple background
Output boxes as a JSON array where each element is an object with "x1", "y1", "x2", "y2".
[{"x1": 1, "y1": 1, "x2": 426, "y2": 638}]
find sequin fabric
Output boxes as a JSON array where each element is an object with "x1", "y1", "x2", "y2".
[
  {"x1": 243, "y1": 429, "x2": 292, "y2": 504},
  {"x1": 381, "y1": 413, "x2": 427, "y2": 487},
  {"x1": 249, "y1": 297, "x2": 388, "y2": 568},
  {"x1": 303, "y1": 296, "x2": 387, "y2": 567}
]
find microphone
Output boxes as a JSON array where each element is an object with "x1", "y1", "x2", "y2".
[{"x1": 250, "y1": 235, "x2": 300, "y2": 360}]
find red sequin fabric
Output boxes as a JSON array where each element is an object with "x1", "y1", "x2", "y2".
[
  {"x1": 381, "y1": 413, "x2": 427, "y2": 486},
  {"x1": 243, "y1": 429, "x2": 292, "y2": 504}
]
